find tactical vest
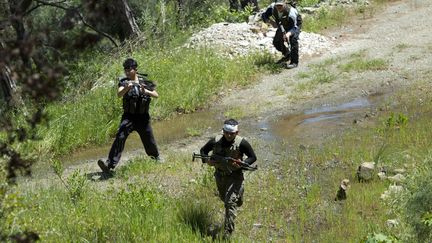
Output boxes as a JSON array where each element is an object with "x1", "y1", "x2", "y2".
[
  {"x1": 213, "y1": 134, "x2": 243, "y2": 172},
  {"x1": 272, "y1": 5, "x2": 290, "y2": 26},
  {"x1": 121, "y1": 75, "x2": 155, "y2": 115}
]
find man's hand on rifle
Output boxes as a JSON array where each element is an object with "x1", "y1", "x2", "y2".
[
  {"x1": 268, "y1": 20, "x2": 278, "y2": 28},
  {"x1": 207, "y1": 159, "x2": 216, "y2": 166},
  {"x1": 126, "y1": 81, "x2": 134, "y2": 89},
  {"x1": 230, "y1": 159, "x2": 242, "y2": 169},
  {"x1": 139, "y1": 83, "x2": 150, "y2": 95},
  {"x1": 284, "y1": 32, "x2": 292, "y2": 42}
]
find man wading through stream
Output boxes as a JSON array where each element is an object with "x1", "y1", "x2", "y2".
[
  {"x1": 200, "y1": 119, "x2": 257, "y2": 239},
  {"x1": 98, "y1": 58, "x2": 162, "y2": 174}
]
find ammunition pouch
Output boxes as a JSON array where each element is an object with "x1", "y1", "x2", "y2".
[{"x1": 123, "y1": 84, "x2": 151, "y2": 114}]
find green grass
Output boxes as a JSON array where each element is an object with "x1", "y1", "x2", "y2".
[
  {"x1": 5, "y1": 82, "x2": 432, "y2": 241},
  {"x1": 292, "y1": 51, "x2": 388, "y2": 95},
  {"x1": 4, "y1": 0, "x2": 428, "y2": 241},
  {"x1": 223, "y1": 106, "x2": 246, "y2": 120},
  {"x1": 294, "y1": 58, "x2": 339, "y2": 92},
  {"x1": 337, "y1": 50, "x2": 388, "y2": 72},
  {"x1": 339, "y1": 58, "x2": 388, "y2": 72},
  {"x1": 302, "y1": 0, "x2": 395, "y2": 33},
  {"x1": 303, "y1": 6, "x2": 349, "y2": 33},
  {"x1": 31, "y1": 47, "x2": 273, "y2": 159},
  {"x1": 11, "y1": 0, "x2": 397, "y2": 160},
  {"x1": 394, "y1": 43, "x2": 410, "y2": 51}
]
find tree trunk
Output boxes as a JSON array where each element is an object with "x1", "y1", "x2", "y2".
[
  {"x1": 113, "y1": 0, "x2": 140, "y2": 42},
  {"x1": 176, "y1": 0, "x2": 185, "y2": 28},
  {"x1": 0, "y1": 65, "x2": 16, "y2": 105},
  {"x1": 8, "y1": 0, "x2": 33, "y2": 69}
]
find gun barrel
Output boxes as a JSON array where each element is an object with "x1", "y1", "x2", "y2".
[{"x1": 192, "y1": 153, "x2": 210, "y2": 161}]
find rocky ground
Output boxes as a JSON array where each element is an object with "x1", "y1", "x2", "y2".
[
  {"x1": 216, "y1": 0, "x2": 432, "y2": 118},
  {"x1": 185, "y1": 22, "x2": 334, "y2": 58},
  {"x1": 184, "y1": 0, "x2": 374, "y2": 58}
]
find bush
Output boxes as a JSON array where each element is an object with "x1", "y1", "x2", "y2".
[{"x1": 404, "y1": 156, "x2": 432, "y2": 242}]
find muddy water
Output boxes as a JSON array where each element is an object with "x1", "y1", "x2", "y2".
[
  {"x1": 255, "y1": 95, "x2": 383, "y2": 146},
  {"x1": 59, "y1": 111, "x2": 221, "y2": 166},
  {"x1": 59, "y1": 94, "x2": 383, "y2": 168}
]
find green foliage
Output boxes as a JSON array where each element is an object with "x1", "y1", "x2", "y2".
[
  {"x1": 250, "y1": 51, "x2": 281, "y2": 73},
  {"x1": 365, "y1": 232, "x2": 397, "y2": 243},
  {"x1": 4, "y1": 0, "x2": 428, "y2": 241},
  {"x1": 423, "y1": 212, "x2": 432, "y2": 227},
  {"x1": 186, "y1": 127, "x2": 202, "y2": 137},
  {"x1": 7, "y1": 181, "x2": 209, "y2": 242},
  {"x1": 115, "y1": 157, "x2": 157, "y2": 178},
  {"x1": 294, "y1": 59, "x2": 338, "y2": 92},
  {"x1": 212, "y1": 5, "x2": 255, "y2": 23},
  {"x1": 65, "y1": 170, "x2": 88, "y2": 204},
  {"x1": 177, "y1": 200, "x2": 216, "y2": 236},
  {"x1": 385, "y1": 113, "x2": 409, "y2": 128},
  {"x1": 31, "y1": 47, "x2": 272, "y2": 160},
  {"x1": 303, "y1": 6, "x2": 348, "y2": 33},
  {"x1": 339, "y1": 58, "x2": 388, "y2": 72},
  {"x1": 298, "y1": 0, "x2": 322, "y2": 7},
  {"x1": 116, "y1": 184, "x2": 162, "y2": 211},
  {"x1": 6, "y1": 83, "x2": 432, "y2": 241},
  {"x1": 223, "y1": 107, "x2": 246, "y2": 120},
  {"x1": 51, "y1": 159, "x2": 64, "y2": 178},
  {"x1": 37, "y1": 87, "x2": 120, "y2": 157},
  {"x1": 404, "y1": 157, "x2": 432, "y2": 242}
]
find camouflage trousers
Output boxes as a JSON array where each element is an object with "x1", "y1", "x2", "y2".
[{"x1": 215, "y1": 170, "x2": 244, "y2": 235}]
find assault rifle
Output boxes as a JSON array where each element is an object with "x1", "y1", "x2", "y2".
[
  {"x1": 278, "y1": 21, "x2": 291, "y2": 54},
  {"x1": 192, "y1": 153, "x2": 257, "y2": 171}
]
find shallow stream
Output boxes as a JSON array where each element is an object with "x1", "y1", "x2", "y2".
[{"x1": 58, "y1": 94, "x2": 383, "y2": 169}]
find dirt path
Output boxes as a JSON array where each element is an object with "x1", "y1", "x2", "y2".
[
  {"x1": 26, "y1": 0, "x2": 432, "y2": 187},
  {"x1": 221, "y1": 0, "x2": 431, "y2": 116}
]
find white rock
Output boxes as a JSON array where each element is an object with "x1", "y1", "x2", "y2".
[
  {"x1": 357, "y1": 162, "x2": 375, "y2": 181},
  {"x1": 393, "y1": 168, "x2": 406, "y2": 174},
  {"x1": 388, "y1": 173, "x2": 406, "y2": 183},
  {"x1": 377, "y1": 171, "x2": 387, "y2": 180},
  {"x1": 386, "y1": 219, "x2": 399, "y2": 228},
  {"x1": 184, "y1": 22, "x2": 334, "y2": 58},
  {"x1": 380, "y1": 184, "x2": 403, "y2": 200}
]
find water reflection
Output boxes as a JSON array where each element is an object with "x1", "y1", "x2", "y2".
[{"x1": 259, "y1": 96, "x2": 382, "y2": 144}]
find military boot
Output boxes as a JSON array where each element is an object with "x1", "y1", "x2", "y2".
[
  {"x1": 287, "y1": 63, "x2": 298, "y2": 69},
  {"x1": 97, "y1": 159, "x2": 113, "y2": 174},
  {"x1": 276, "y1": 55, "x2": 290, "y2": 64}
]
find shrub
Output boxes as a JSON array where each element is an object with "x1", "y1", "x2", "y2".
[{"x1": 404, "y1": 156, "x2": 432, "y2": 242}]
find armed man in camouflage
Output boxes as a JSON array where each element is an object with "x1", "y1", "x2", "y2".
[
  {"x1": 98, "y1": 58, "x2": 161, "y2": 174},
  {"x1": 262, "y1": 0, "x2": 302, "y2": 69},
  {"x1": 200, "y1": 119, "x2": 257, "y2": 239}
]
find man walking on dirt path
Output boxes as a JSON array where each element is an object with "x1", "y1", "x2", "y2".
[
  {"x1": 261, "y1": 0, "x2": 302, "y2": 69},
  {"x1": 98, "y1": 58, "x2": 162, "y2": 174},
  {"x1": 199, "y1": 119, "x2": 257, "y2": 239}
]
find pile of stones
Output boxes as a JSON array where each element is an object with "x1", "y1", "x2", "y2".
[{"x1": 184, "y1": 21, "x2": 335, "y2": 58}]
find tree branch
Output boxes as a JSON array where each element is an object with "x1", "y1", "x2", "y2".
[{"x1": 33, "y1": 0, "x2": 119, "y2": 47}]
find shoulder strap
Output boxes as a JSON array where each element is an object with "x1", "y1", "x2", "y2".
[
  {"x1": 138, "y1": 73, "x2": 156, "y2": 90},
  {"x1": 233, "y1": 135, "x2": 243, "y2": 148},
  {"x1": 119, "y1": 76, "x2": 128, "y2": 82}
]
